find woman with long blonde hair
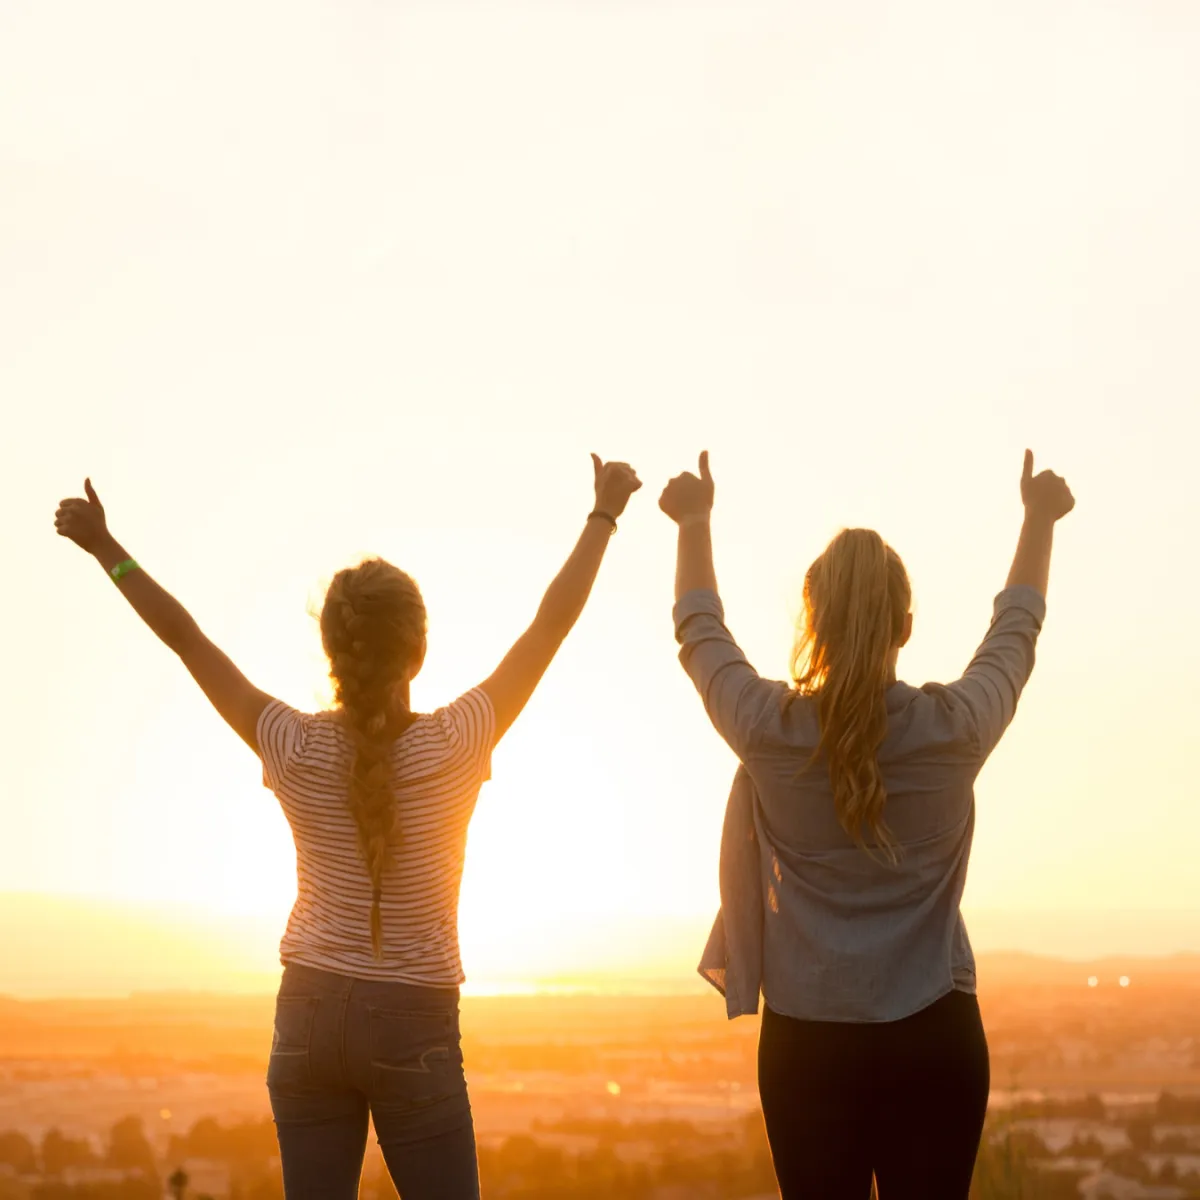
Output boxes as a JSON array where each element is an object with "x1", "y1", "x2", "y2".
[
  {"x1": 660, "y1": 450, "x2": 1074, "y2": 1199},
  {"x1": 54, "y1": 455, "x2": 642, "y2": 1200}
]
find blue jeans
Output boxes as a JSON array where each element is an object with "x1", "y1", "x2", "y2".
[{"x1": 267, "y1": 963, "x2": 479, "y2": 1199}]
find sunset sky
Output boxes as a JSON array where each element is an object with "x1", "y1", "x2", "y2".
[{"x1": 3, "y1": 1, "x2": 1199, "y2": 993}]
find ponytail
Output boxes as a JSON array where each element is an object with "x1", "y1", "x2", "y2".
[{"x1": 791, "y1": 529, "x2": 911, "y2": 858}]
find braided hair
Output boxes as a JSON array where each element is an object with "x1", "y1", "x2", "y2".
[{"x1": 319, "y1": 558, "x2": 427, "y2": 958}]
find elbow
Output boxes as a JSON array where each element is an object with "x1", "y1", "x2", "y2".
[
  {"x1": 167, "y1": 618, "x2": 205, "y2": 658},
  {"x1": 528, "y1": 614, "x2": 570, "y2": 652},
  {"x1": 531, "y1": 596, "x2": 579, "y2": 644}
]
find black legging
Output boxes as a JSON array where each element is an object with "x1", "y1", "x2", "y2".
[{"x1": 757, "y1": 989, "x2": 990, "y2": 1199}]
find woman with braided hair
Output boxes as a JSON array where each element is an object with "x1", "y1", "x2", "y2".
[{"x1": 54, "y1": 454, "x2": 642, "y2": 1199}]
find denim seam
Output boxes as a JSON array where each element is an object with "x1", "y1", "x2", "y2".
[{"x1": 337, "y1": 981, "x2": 354, "y2": 1080}]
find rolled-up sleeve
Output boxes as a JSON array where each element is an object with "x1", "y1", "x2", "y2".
[
  {"x1": 947, "y1": 585, "x2": 1046, "y2": 762},
  {"x1": 674, "y1": 589, "x2": 782, "y2": 759}
]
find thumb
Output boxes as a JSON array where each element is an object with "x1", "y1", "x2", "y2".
[
  {"x1": 84, "y1": 477, "x2": 102, "y2": 508},
  {"x1": 591, "y1": 453, "x2": 602, "y2": 482},
  {"x1": 699, "y1": 450, "x2": 712, "y2": 485}
]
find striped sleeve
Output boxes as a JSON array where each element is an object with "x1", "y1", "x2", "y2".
[
  {"x1": 435, "y1": 688, "x2": 496, "y2": 783},
  {"x1": 257, "y1": 699, "x2": 310, "y2": 792}
]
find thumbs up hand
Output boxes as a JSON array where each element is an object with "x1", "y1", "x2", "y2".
[
  {"x1": 1020, "y1": 450, "x2": 1075, "y2": 523},
  {"x1": 591, "y1": 454, "x2": 643, "y2": 520},
  {"x1": 54, "y1": 478, "x2": 112, "y2": 554},
  {"x1": 659, "y1": 452, "x2": 716, "y2": 525}
]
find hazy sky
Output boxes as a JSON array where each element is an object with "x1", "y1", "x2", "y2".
[{"x1": 3, "y1": 0, "x2": 1199, "y2": 984}]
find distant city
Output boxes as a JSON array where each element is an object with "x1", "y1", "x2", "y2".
[{"x1": 0, "y1": 952, "x2": 1197, "y2": 1198}]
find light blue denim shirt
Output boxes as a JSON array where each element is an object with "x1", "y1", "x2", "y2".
[{"x1": 676, "y1": 585, "x2": 1046, "y2": 1023}]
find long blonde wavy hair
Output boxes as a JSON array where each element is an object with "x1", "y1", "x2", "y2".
[
  {"x1": 319, "y1": 558, "x2": 427, "y2": 958},
  {"x1": 791, "y1": 528, "x2": 911, "y2": 859}
]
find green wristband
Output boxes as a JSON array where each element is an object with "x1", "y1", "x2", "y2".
[{"x1": 110, "y1": 559, "x2": 141, "y2": 583}]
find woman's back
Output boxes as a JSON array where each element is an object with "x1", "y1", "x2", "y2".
[
  {"x1": 676, "y1": 584, "x2": 1046, "y2": 1021},
  {"x1": 760, "y1": 682, "x2": 979, "y2": 848},
  {"x1": 258, "y1": 689, "x2": 495, "y2": 986}
]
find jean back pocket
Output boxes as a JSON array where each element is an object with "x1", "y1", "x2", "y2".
[
  {"x1": 267, "y1": 994, "x2": 318, "y2": 1094},
  {"x1": 368, "y1": 1006, "x2": 465, "y2": 1107}
]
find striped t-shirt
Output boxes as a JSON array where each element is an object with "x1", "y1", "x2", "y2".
[{"x1": 257, "y1": 688, "x2": 496, "y2": 986}]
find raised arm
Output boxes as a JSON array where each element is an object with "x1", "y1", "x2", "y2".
[
  {"x1": 949, "y1": 450, "x2": 1075, "y2": 759},
  {"x1": 54, "y1": 480, "x2": 273, "y2": 752},
  {"x1": 1006, "y1": 449, "x2": 1074, "y2": 596},
  {"x1": 668, "y1": 451, "x2": 718, "y2": 600},
  {"x1": 660, "y1": 453, "x2": 781, "y2": 758},
  {"x1": 479, "y1": 455, "x2": 642, "y2": 739}
]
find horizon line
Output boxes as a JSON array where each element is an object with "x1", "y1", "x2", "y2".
[{"x1": 4, "y1": 948, "x2": 1200, "y2": 1004}]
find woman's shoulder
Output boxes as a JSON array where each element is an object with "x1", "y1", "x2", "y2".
[
  {"x1": 884, "y1": 681, "x2": 979, "y2": 756},
  {"x1": 764, "y1": 683, "x2": 820, "y2": 746}
]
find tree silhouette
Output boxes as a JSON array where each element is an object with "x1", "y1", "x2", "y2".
[
  {"x1": 1126, "y1": 1115, "x2": 1157, "y2": 1151},
  {"x1": 168, "y1": 1166, "x2": 189, "y2": 1199},
  {"x1": 0, "y1": 1132, "x2": 35, "y2": 1174},
  {"x1": 107, "y1": 1115, "x2": 157, "y2": 1178},
  {"x1": 41, "y1": 1127, "x2": 96, "y2": 1175}
]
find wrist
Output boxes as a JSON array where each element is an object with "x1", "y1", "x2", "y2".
[
  {"x1": 91, "y1": 534, "x2": 124, "y2": 568},
  {"x1": 677, "y1": 512, "x2": 711, "y2": 529},
  {"x1": 91, "y1": 537, "x2": 130, "y2": 573},
  {"x1": 586, "y1": 509, "x2": 618, "y2": 534},
  {"x1": 1021, "y1": 509, "x2": 1056, "y2": 532}
]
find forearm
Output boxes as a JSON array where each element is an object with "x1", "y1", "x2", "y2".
[
  {"x1": 91, "y1": 534, "x2": 202, "y2": 653},
  {"x1": 675, "y1": 516, "x2": 718, "y2": 601},
  {"x1": 1005, "y1": 513, "x2": 1055, "y2": 596},
  {"x1": 532, "y1": 518, "x2": 612, "y2": 640}
]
